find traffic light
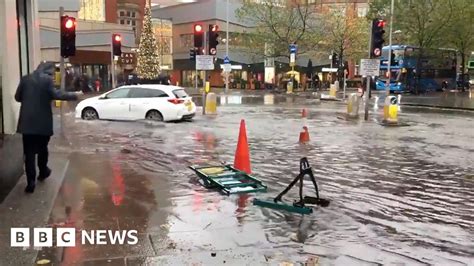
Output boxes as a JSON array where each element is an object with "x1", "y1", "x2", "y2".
[
  {"x1": 190, "y1": 48, "x2": 196, "y2": 60},
  {"x1": 371, "y1": 18, "x2": 385, "y2": 58},
  {"x1": 60, "y1": 15, "x2": 76, "y2": 57},
  {"x1": 332, "y1": 53, "x2": 339, "y2": 67},
  {"x1": 208, "y1": 24, "x2": 219, "y2": 55},
  {"x1": 193, "y1": 24, "x2": 203, "y2": 48},
  {"x1": 112, "y1": 34, "x2": 122, "y2": 56}
]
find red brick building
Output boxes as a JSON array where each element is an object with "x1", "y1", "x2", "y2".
[{"x1": 107, "y1": 0, "x2": 147, "y2": 40}]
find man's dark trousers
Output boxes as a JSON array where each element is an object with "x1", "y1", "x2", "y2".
[{"x1": 22, "y1": 135, "x2": 50, "y2": 186}]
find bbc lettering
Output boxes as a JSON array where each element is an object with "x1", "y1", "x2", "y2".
[{"x1": 11, "y1": 228, "x2": 138, "y2": 247}]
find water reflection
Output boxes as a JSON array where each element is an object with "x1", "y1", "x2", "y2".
[{"x1": 264, "y1": 94, "x2": 275, "y2": 105}]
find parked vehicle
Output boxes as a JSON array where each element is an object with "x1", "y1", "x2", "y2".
[{"x1": 75, "y1": 85, "x2": 196, "y2": 121}]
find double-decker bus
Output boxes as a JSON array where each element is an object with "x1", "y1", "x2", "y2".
[{"x1": 376, "y1": 45, "x2": 457, "y2": 92}]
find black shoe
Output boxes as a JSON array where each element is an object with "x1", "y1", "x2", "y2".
[
  {"x1": 24, "y1": 185, "x2": 35, "y2": 193},
  {"x1": 38, "y1": 167, "x2": 51, "y2": 182}
]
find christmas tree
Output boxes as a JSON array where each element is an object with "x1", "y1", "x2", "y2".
[{"x1": 136, "y1": 2, "x2": 160, "y2": 80}]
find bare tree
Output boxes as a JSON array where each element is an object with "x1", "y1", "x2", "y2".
[{"x1": 236, "y1": 0, "x2": 322, "y2": 59}]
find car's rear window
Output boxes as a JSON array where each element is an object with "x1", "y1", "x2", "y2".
[{"x1": 173, "y1": 89, "x2": 188, "y2": 98}]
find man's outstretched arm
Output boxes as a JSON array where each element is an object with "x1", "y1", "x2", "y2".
[{"x1": 48, "y1": 80, "x2": 79, "y2": 101}]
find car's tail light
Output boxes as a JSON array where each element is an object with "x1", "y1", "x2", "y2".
[{"x1": 168, "y1": 98, "x2": 184, "y2": 104}]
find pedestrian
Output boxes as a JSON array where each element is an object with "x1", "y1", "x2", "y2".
[
  {"x1": 95, "y1": 78, "x2": 101, "y2": 92},
  {"x1": 15, "y1": 62, "x2": 82, "y2": 193}
]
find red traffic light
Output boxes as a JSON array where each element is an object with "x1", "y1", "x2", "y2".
[
  {"x1": 194, "y1": 24, "x2": 203, "y2": 32},
  {"x1": 211, "y1": 25, "x2": 218, "y2": 32},
  {"x1": 114, "y1": 34, "x2": 122, "y2": 42},
  {"x1": 65, "y1": 18, "x2": 74, "y2": 29},
  {"x1": 377, "y1": 20, "x2": 386, "y2": 28}
]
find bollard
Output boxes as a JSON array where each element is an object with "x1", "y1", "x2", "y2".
[
  {"x1": 329, "y1": 84, "x2": 337, "y2": 98},
  {"x1": 374, "y1": 96, "x2": 379, "y2": 110},
  {"x1": 384, "y1": 96, "x2": 398, "y2": 123},
  {"x1": 287, "y1": 81, "x2": 293, "y2": 94},
  {"x1": 346, "y1": 93, "x2": 360, "y2": 118},
  {"x1": 205, "y1": 92, "x2": 217, "y2": 114},
  {"x1": 397, "y1": 94, "x2": 402, "y2": 111}
]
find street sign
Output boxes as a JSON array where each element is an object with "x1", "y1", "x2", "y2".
[
  {"x1": 196, "y1": 55, "x2": 215, "y2": 70},
  {"x1": 119, "y1": 52, "x2": 136, "y2": 65},
  {"x1": 289, "y1": 44, "x2": 297, "y2": 54},
  {"x1": 360, "y1": 59, "x2": 380, "y2": 76},
  {"x1": 223, "y1": 56, "x2": 230, "y2": 64}
]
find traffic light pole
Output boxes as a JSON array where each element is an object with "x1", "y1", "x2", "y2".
[
  {"x1": 385, "y1": 0, "x2": 395, "y2": 97},
  {"x1": 59, "y1": 7, "x2": 65, "y2": 91},
  {"x1": 110, "y1": 37, "x2": 116, "y2": 89},
  {"x1": 364, "y1": 24, "x2": 373, "y2": 121}
]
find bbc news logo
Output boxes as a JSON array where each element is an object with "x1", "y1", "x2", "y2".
[{"x1": 10, "y1": 228, "x2": 138, "y2": 247}]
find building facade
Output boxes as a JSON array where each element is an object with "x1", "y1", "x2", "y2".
[
  {"x1": 0, "y1": 0, "x2": 41, "y2": 201},
  {"x1": 117, "y1": 0, "x2": 146, "y2": 38}
]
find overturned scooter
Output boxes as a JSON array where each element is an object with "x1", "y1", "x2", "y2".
[{"x1": 253, "y1": 157, "x2": 330, "y2": 214}]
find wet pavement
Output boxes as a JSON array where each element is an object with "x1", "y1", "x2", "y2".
[
  {"x1": 398, "y1": 91, "x2": 474, "y2": 110},
  {"x1": 17, "y1": 94, "x2": 474, "y2": 265}
]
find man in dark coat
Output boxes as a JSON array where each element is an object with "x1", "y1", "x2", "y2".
[{"x1": 15, "y1": 62, "x2": 81, "y2": 193}]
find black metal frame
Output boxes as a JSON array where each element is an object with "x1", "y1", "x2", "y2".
[{"x1": 274, "y1": 157, "x2": 330, "y2": 208}]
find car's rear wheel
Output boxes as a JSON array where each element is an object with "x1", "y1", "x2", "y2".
[
  {"x1": 145, "y1": 110, "x2": 163, "y2": 121},
  {"x1": 82, "y1": 107, "x2": 99, "y2": 120}
]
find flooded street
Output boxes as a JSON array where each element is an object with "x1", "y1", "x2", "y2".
[{"x1": 41, "y1": 95, "x2": 474, "y2": 265}]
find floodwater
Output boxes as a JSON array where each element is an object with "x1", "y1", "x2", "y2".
[{"x1": 43, "y1": 95, "x2": 474, "y2": 265}]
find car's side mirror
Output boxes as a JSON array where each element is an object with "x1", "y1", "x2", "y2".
[{"x1": 99, "y1": 95, "x2": 107, "y2": 100}]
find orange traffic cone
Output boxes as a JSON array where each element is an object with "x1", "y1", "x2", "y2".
[
  {"x1": 299, "y1": 126, "x2": 310, "y2": 143},
  {"x1": 234, "y1": 119, "x2": 251, "y2": 174},
  {"x1": 302, "y1": 108, "x2": 308, "y2": 118}
]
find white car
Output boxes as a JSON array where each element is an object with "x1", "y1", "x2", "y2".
[{"x1": 75, "y1": 85, "x2": 196, "y2": 121}]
